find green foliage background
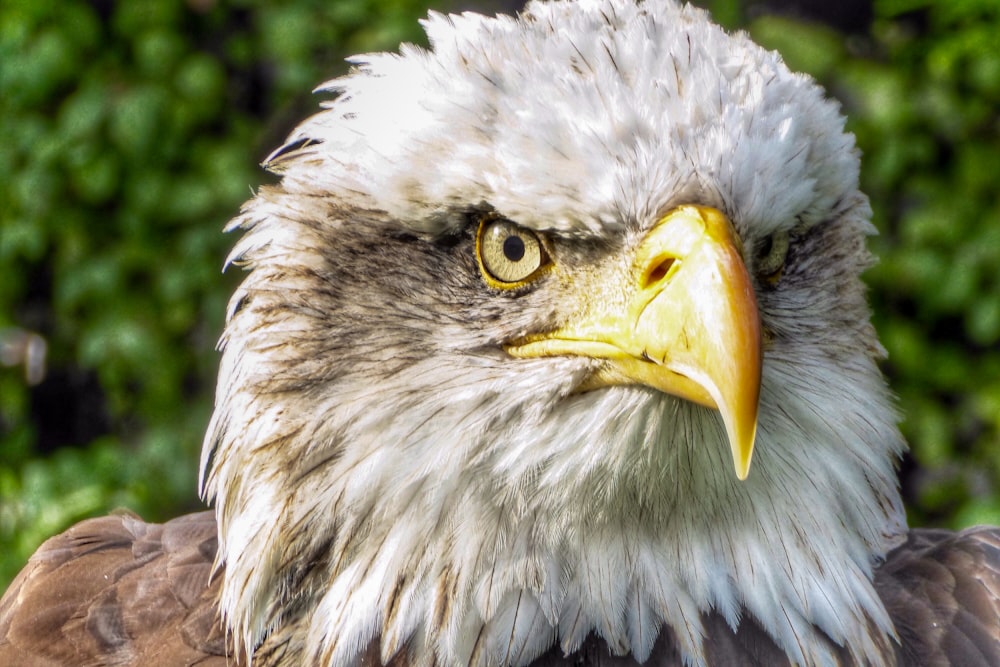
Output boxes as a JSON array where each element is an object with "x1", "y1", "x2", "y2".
[{"x1": 1, "y1": 0, "x2": 998, "y2": 590}]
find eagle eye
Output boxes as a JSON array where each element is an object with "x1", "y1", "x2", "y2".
[
  {"x1": 476, "y1": 216, "x2": 550, "y2": 287},
  {"x1": 755, "y1": 231, "x2": 790, "y2": 285}
]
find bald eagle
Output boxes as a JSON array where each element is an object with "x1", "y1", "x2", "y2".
[{"x1": 1, "y1": 1, "x2": 998, "y2": 665}]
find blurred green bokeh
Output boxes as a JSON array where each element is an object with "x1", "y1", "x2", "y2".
[
  {"x1": 743, "y1": 0, "x2": 1000, "y2": 530},
  {"x1": 1, "y1": 0, "x2": 998, "y2": 590}
]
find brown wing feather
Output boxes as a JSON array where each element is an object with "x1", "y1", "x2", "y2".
[
  {"x1": 876, "y1": 526, "x2": 1000, "y2": 667},
  {"x1": 0, "y1": 510, "x2": 233, "y2": 666}
]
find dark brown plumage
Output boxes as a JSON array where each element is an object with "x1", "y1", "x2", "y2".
[{"x1": 0, "y1": 512, "x2": 227, "y2": 666}]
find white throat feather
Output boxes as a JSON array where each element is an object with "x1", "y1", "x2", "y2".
[{"x1": 200, "y1": 1, "x2": 909, "y2": 665}]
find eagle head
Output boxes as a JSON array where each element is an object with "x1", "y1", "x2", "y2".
[{"x1": 200, "y1": 1, "x2": 906, "y2": 665}]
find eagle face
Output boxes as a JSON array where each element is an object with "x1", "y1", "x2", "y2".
[{"x1": 201, "y1": 1, "x2": 907, "y2": 665}]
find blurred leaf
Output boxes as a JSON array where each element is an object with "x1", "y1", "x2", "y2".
[
  {"x1": 749, "y1": 16, "x2": 845, "y2": 78},
  {"x1": 0, "y1": 0, "x2": 455, "y2": 591}
]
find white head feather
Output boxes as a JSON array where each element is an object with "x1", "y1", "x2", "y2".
[{"x1": 202, "y1": 1, "x2": 907, "y2": 665}]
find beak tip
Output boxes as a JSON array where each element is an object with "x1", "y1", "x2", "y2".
[{"x1": 730, "y1": 423, "x2": 757, "y2": 482}]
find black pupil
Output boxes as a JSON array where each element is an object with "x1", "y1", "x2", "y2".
[
  {"x1": 503, "y1": 235, "x2": 526, "y2": 262},
  {"x1": 758, "y1": 236, "x2": 773, "y2": 258}
]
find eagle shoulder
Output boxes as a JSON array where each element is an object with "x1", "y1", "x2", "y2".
[
  {"x1": 876, "y1": 526, "x2": 1000, "y2": 666},
  {"x1": 0, "y1": 510, "x2": 231, "y2": 666}
]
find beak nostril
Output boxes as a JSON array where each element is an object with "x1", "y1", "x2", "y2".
[{"x1": 643, "y1": 257, "x2": 676, "y2": 289}]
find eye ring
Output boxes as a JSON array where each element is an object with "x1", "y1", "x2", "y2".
[
  {"x1": 476, "y1": 215, "x2": 550, "y2": 288},
  {"x1": 756, "y1": 231, "x2": 789, "y2": 285}
]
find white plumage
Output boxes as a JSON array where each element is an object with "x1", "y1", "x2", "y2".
[{"x1": 203, "y1": 1, "x2": 906, "y2": 665}]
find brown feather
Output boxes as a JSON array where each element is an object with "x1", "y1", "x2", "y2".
[
  {"x1": 0, "y1": 511, "x2": 233, "y2": 667},
  {"x1": 875, "y1": 526, "x2": 1000, "y2": 667}
]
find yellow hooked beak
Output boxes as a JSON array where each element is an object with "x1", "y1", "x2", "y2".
[{"x1": 505, "y1": 205, "x2": 762, "y2": 479}]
